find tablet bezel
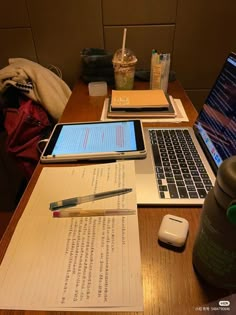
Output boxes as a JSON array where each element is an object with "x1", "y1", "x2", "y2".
[{"x1": 40, "y1": 120, "x2": 146, "y2": 163}]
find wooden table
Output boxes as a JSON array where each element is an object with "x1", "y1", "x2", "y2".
[{"x1": 0, "y1": 81, "x2": 233, "y2": 315}]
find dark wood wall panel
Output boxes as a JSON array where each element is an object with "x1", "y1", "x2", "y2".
[
  {"x1": 172, "y1": 0, "x2": 236, "y2": 107},
  {"x1": 0, "y1": 29, "x2": 37, "y2": 81},
  {"x1": 186, "y1": 90, "x2": 210, "y2": 113},
  {"x1": 0, "y1": 1, "x2": 30, "y2": 28},
  {"x1": 27, "y1": 0, "x2": 104, "y2": 87},
  {"x1": 102, "y1": 0, "x2": 177, "y2": 25}
]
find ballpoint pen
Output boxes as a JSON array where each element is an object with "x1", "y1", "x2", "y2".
[
  {"x1": 53, "y1": 208, "x2": 136, "y2": 218},
  {"x1": 49, "y1": 188, "x2": 132, "y2": 210}
]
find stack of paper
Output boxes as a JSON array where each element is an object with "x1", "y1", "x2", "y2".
[
  {"x1": 101, "y1": 97, "x2": 189, "y2": 123},
  {"x1": 0, "y1": 161, "x2": 143, "y2": 312}
]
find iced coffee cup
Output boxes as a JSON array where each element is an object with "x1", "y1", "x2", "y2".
[{"x1": 112, "y1": 48, "x2": 137, "y2": 90}]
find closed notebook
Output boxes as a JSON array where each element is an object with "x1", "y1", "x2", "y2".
[
  {"x1": 107, "y1": 96, "x2": 176, "y2": 118},
  {"x1": 111, "y1": 89, "x2": 169, "y2": 110}
]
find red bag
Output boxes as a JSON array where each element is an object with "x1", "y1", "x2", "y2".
[{"x1": 4, "y1": 97, "x2": 52, "y2": 179}]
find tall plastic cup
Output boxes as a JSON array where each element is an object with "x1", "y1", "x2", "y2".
[{"x1": 112, "y1": 48, "x2": 137, "y2": 90}]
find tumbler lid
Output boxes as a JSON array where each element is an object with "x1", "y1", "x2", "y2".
[
  {"x1": 226, "y1": 202, "x2": 236, "y2": 224},
  {"x1": 217, "y1": 156, "x2": 236, "y2": 199}
]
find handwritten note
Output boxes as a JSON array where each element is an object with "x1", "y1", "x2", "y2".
[{"x1": 0, "y1": 161, "x2": 143, "y2": 311}]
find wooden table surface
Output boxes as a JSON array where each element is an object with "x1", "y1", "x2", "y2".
[{"x1": 0, "y1": 81, "x2": 233, "y2": 315}]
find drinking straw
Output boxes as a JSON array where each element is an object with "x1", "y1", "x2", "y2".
[{"x1": 121, "y1": 28, "x2": 127, "y2": 62}]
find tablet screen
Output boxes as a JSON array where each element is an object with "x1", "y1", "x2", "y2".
[
  {"x1": 53, "y1": 121, "x2": 137, "y2": 154},
  {"x1": 41, "y1": 120, "x2": 146, "y2": 162}
]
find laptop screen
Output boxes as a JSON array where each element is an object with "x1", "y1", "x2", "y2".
[{"x1": 194, "y1": 52, "x2": 236, "y2": 172}]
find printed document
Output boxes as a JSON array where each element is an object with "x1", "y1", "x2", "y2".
[{"x1": 0, "y1": 161, "x2": 143, "y2": 311}]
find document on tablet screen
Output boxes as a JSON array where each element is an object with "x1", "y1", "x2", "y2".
[{"x1": 52, "y1": 121, "x2": 137, "y2": 155}]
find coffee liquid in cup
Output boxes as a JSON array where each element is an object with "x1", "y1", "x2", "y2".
[{"x1": 112, "y1": 48, "x2": 137, "y2": 90}]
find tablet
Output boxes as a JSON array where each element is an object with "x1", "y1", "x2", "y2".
[{"x1": 40, "y1": 120, "x2": 146, "y2": 163}]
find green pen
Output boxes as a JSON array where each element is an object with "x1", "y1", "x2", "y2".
[{"x1": 49, "y1": 188, "x2": 132, "y2": 211}]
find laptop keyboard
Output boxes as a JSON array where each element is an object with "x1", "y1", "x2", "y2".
[{"x1": 149, "y1": 129, "x2": 213, "y2": 199}]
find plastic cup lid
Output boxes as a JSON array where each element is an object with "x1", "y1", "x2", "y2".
[{"x1": 112, "y1": 48, "x2": 137, "y2": 65}]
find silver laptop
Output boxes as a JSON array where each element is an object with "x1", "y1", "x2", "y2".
[{"x1": 135, "y1": 52, "x2": 236, "y2": 205}]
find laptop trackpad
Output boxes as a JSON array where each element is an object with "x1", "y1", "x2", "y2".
[
  {"x1": 135, "y1": 167, "x2": 159, "y2": 204},
  {"x1": 135, "y1": 154, "x2": 154, "y2": 174}
]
